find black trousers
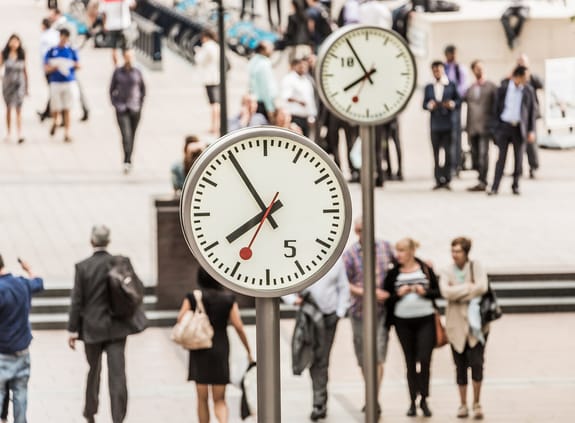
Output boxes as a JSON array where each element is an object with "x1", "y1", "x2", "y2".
[
  {"x1": 116, "y1": 109, "x2": 141, "y2": 164},
  {"x1": 84, "y1": 339, "x2": 128, "y2": 423},
  {"x1": 292, "y1": 115, "x2": 310, "y2": 137},
  {"x1": 451, "y1": 338, "x2": 487, "y2": 386},
  {"x1": 395, "y1": 315, "x2": 436, "y2": 401},
  {"x1": 1, "y1": 382, "x2": 8, "y2": 420},
  {"x1": 469, "y1": 133, "x2": 490, "y2": 186},
  {"x1": 323, "y1": 109, "x2": 358, "y2": 172},
  {"x1": 501, "y1": 6, "x2": 528, "y2": 49},
  {"x1": 310, "y1": 313, "x2": 339, "y2": 407},
  {"x1": 430, "y1": 129, "x2": 452, "y2": 185},
  {"x1": 491, "y1": 124, "x2": 525, "y2": 191}
]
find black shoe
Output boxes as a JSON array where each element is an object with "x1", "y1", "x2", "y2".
[
  {"x1": 432, "y1": 184, "x2": 442, "y2": 191},
  {"x1": 396, "y1": 173, "x2": 404, "y2": 181},
  {"x1": 37, "y1": 111, "x2": 47, "y2": 122},
  {"x1": 467, "y1": 183, "x2": 486, "y2": 192},
  {"x1": 420, "y1": 398, "x2": 432, "y2": 417},
  {"x1": 81, "y1": 110, "x2": 89, "y2": 122},
  {"x1": 529, "y1": 168, "x2": 536, "y2": 179},
  {"x1": 512, "y1": 186, "x2": 521, "y2": 195},
  {"x1": 487, "y1": 189, "x2": 498, "y2": 196},
  {"x1": 375, "y1": 177, "x2": 384, "y2": 188},
  {"x1": 443, "y1": 183, "x2": 452, "y2": 191},
  {"x1": 407, "y1": 402, "x2": 417, "y2": 417},
  {"x1": 50, "y1": 124, "x2": 57, "y2": 136},
  {"x1": 310, "y1": 405, "x2": 326, "y2": 421},
  {"x1": 348, "y1": 172, "x2": 360, "y2": 183},
  {"x1": 17, "y1": 137, "x2": 25, "y2": 144}
]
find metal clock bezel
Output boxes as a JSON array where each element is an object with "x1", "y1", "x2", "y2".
[
  {"x1": 315, "y1": 24, "x2": 418, "y2": 126},
  {"x1": 180, "y1": 126, "x2": 353, "y2": 298}
]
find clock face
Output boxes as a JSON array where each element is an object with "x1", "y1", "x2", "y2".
[
  {"x1": 180, "y1": 127, "x2": 352, "y2": 297},
  {"x1": 316, "y1": 25, "x2": 417, "y2": 125}
]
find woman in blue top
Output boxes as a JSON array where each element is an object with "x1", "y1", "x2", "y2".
[
  {"x1": 383, "y1": 238, "x2": 441, "y2": 418},
  {"x1": 0, "y1": 34, "x2": 28, "y2": 144}
]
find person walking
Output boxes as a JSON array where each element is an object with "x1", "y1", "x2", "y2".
[
  {"x1": 439, "y1": 237, "x2": 489, "y2": 420},
  {"x1": 282, "y1": 0, "x2": 313, "y2": 62},
  {"x1": 284, "y1": 258, "x2": 350, "y2": 421},
  {"x1": 517, "y1": 53, "x2": 543, "y2": 179},
  {"x1": 44, "y1": 28, "x2": 79, "y2": 142},
  {"x1": 444, "y1": 45, "x2": 467, "y2": 175},
  {"x1": 176, "y1": 267, "x2": 253, "y2": 423},
  {"x1": 464, "y1": 60, "x2": 497, "y2": 192},
  {"x1": 281, "y1": 57, "x2": 317, "y2": 137},
  {"x1": 38, "y1": 18, "x2": 60, "y2": 123},
  {"x1": 1, "y1": 35, "x2": 29, "y2": 144},
  {"x1": 110, "y1": 49, "x2": 145, "y2": 174},
  {"x1": 342, "y1": 217, "x2": 394, "y2": 415},
  {"x1": 423, "y1": 61, "x2": 460, "y2": 190},
  {"x1": 0, "y1": 254, "x2": 44, "y2": 423},
  {"x1": 383, "y1": 238, "x2": 441, "y2": 418},
  {"x1": 488, "y1": 65, "x2": 537, "y2": 196},
  {"x1": 99, "y1": 0, "x2": 137, "y2": 65},
  {"x1": 67, "y1": 225, "x2": 148, "y2": 423},
  {"x1": 248, "y1": 41, "x2": 278, "y2": 122},
  {"x1": 194, "y1": 29, "x2": 221, "y2": 135}
]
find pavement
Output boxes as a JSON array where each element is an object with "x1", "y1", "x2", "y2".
[{"x1": 1, "y1": 1, "x2": 575, "y2": 422}]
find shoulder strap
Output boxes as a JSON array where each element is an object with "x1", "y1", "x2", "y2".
[
  {"x1": 470, "y1": 260, "x2": 475, "y2": 283},
  {"x1": 193, "y1": 290, "x2": 207, "y2": 314}
]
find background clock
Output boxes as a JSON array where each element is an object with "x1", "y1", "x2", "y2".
[
  {"x1": 180, "y1": 127, "x2": 352, "y2": 298},
  {"x1": 316, "y1": 25, "x2": 417, "y2": 125}
]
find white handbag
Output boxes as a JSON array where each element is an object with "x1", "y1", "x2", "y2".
[{"x1": 171, "y1": 290, "x2": 214, "y2": 350}]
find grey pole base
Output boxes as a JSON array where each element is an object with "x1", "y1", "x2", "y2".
[
  {"x1": 256, "y1": 297, "x2": 281, "y2": 422},
  {"x1": 360, "y1": 125, "x2": 378, "y2": 423}
]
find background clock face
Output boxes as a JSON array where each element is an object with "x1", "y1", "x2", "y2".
[
  {"x1": 180, "y1": 128, "x2": 352, "y2": 297},
  {"x1": 316, "y1": 25, "x2": 417, "y2": 125}
]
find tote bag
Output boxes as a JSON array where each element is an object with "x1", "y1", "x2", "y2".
[{"x1": 171, "y1": 290, "x2": 214, "y2": 350}]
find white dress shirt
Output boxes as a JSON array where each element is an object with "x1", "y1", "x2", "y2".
[
  {"x1": 283, "y1": 259, "x2": 350, "y2": 318},
  {"x1": 194, "y1": 39, "x2": 220, "y2": 86},
  {"x1": 281, "y1": 70, "x2": 317, "y2": 118},
  {"x1": 500, "y1": 81, "x2": 524, "y2": 123},
  {"x1": 359, "y1": 0, "x2": 392, "y2": 29}
]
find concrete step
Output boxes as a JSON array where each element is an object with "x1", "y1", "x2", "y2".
[
  {"x1": 31, "y1": 295, "x2": 158, "y2": 314},
  {"x1": 491, "y1": 280, "x2": 575, "y2": 298}
]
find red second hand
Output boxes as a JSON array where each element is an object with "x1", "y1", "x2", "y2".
[
  {"x1": 353, "y1": 64, "x2": 375, "y2": 103},
  {"x1": 240, "y1": 191, "x2": 280, "y2": 260}
]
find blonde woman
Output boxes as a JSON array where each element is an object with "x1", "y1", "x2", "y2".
[
  {"x1": 383, "y1": 238, "x2": 441, "y2": 418},
  {"x1": 439, "y1": 237, "x2": 488, "y2": 420}
]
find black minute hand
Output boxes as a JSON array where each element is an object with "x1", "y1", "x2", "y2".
[
  {"x1": 346, "y1": 39, "x2": 373, "y2": 84},
  {"x1": 228, "y1": 151, "x2": 278, "y2": 228}
]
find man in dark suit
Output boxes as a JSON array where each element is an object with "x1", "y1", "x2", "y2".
[
  {"x1": 68, "y1": 225, "x2": 147, "y2": 423},
  {"x1": 488, "y1": 65, "x2": 537, "y2": 195},
  {"x1": 423, "y1": 61, "x2": 461, "y2": 190}
]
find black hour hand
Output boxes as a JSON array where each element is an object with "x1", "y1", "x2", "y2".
[
  {"x1": 226, "y1": 200, "x2": 284, "y2": 243},
  {"x1": 343, "y1": 68, "x2": 377, "y2": 92}
]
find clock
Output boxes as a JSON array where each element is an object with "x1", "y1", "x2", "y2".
[
  {"x1": 316, "y1": 25, "x2": 417, "y2": 125},
  {"x1": 180, "y1": 127, "x2": 352, "y2": 298}
]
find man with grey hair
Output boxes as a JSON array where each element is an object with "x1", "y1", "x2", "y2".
[{"x1": 68, "y1": 225, "x2": 147, "y2": 423}]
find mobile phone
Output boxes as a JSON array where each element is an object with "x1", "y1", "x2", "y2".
[{"x1": 17, "y1": 257, "x2": 23, "y2": 264}]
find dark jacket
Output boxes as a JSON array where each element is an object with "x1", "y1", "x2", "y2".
[
  {"x1": 423, "y1": 81, "x2": 461, "y2": 132},
  {"x1": 494, "y1": 79, "x2": 537, "y2": 141},
  {"x1": 68, "y1": 251, "x2": 147, "y2": 344},
  {"x1": 291, "y1": 296, "x2": 325, "y2": 375},
  {"x1": 383, "y1": 258, "x2": 441, "y2": 328}
]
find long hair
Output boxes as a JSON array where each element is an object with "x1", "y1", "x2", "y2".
[
  {"x1": 2, "y1": 34, "x2": 25, "y2": 61},
  {"x1": 183, "y1": 135, "x2": 204, "y2": 175}
]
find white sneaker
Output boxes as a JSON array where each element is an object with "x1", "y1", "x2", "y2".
[
  {"x1": 473, "y1": 403, "x2": 483, "y2": 420},
  {"x1": 457, "y1": 404, "x2": 469, "y2": 418},
  {"x1": 123, "y1": 163, "x2": 132, "y2": 174}
]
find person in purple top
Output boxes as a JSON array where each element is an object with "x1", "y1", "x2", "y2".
[
  {"x1": 444, "y1": 45, "x2": 467, "y2": 176},
  {"x1": 0, "y1": 254, "x2": 44, "y2": 423},
  {"x1": 44, "y1": 28, "x2": 80, "y2": 143},
  {"x1": 110, "y1": 49, "x2": 146, "y2": 174}
]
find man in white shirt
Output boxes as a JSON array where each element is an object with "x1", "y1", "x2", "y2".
[
  {"x1": 194, "y1": 29, "x2": 221, "y2": 134},
  {"x1": 99, "y1": 0, "x2": 136, "y2": 64},
  {"x1": 359, "y1": 0, "x2": 392, "y2": 28},
  {"x1": 284, "y1": 259, "x2": 350, "y2": 421},
  {"x1": 280, "y1": 57, "x2": 317, "y2": 136},
  {"x1": 38, "y1": 18, "x2": 60, "y2": 121}
]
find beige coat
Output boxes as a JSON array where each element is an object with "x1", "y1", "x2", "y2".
[{"x1": 439, "y1": 260, "x2": 488, "y2": 353}]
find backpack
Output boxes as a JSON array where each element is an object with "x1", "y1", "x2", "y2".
[
  {"x1": 107, "y1": 256, "x2": 144, "y2": 319},
  {"x1": 171, "y1": 290, "x2": 214, "y2": 350}
]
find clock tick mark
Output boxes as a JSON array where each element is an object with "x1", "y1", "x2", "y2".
[
  {"x1": 396, "y1": 52, "x2": 405, "y2": 58},
  {"x1": 204, "y1": 241, "x2": 219, "y2": 251},
  {"x1": 266, "y1": 269, "x2": 270, "y2": 285},
  {"x1": 194, "y1": 212, "x2": 210, "y2": 217},
  {"x1": 293, "y1": 148, "x2": 303, "y2": 163},
  {"x1": 263, "y1": 139, "x2": 268, "y2": 156},
  {"x1": 316, "y1": 238, "x2": 331, "y2": 248},
  {"x1": 295, "y1": 260, "x2": 305, "y2": 275},
  {"x1": 202, "y1": 177, "x2": 217, "y2": 187},
  {"x1": 230, "y1": 262, "x2": 240, "y2": 277},
  {"x1": 396, "y1": 90, "x2": 405, "y2": 97},
  {"x1": 315, "y1": 174, "x2": 329, "y2": 184},
  {"x1": 323, "y1": 208, "x2": 338, "y2": 213}
]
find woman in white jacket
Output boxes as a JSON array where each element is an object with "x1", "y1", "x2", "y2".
[{"x1": 439, "y1": 237, "x2": 488, "y2": 420}]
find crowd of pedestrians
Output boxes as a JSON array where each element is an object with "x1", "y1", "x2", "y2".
[{"x1": 287, "y1": 222, "x2": 494, "y2": 421}]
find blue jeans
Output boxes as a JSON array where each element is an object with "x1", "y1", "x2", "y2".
[{"x1": 0, "y1": 351, "x2": 30, "y2": 423}]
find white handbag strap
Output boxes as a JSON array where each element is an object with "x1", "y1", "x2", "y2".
[{"x1": 193, "y1": 290, "x2": 207, "y2": 314}]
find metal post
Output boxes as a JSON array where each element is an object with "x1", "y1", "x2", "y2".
[
  {"x1": 360, "y1": 125, "x2": 378, "y2": 423},
  {"x1": 217, "y1": 0, "x2": 228, "y2": 136},
  {"x1": 256, "y1": 297, "x2": 281, "y2": 422}
]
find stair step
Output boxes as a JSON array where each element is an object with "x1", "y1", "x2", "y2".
[
  {"x1": 491, "y1": 281, "x2": 575, "y2": 298},
  {"x1": 31, "y1": 295, "x2": 157, "y2": 314},
  {"x1": 36, "y1": 286, "x2": 156, "y2": 298}
]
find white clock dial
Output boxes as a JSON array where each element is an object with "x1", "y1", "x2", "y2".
[
  {"x1": 316, "y1": 25, "x2": 417, "y2": 125},
  {"x1": 180, "y1": 127, "x2": 352, "y2": 297}
]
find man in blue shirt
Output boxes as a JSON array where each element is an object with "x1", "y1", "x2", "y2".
[
  {"x1": 0, "y1": 254, "x2": 44, "y2": 423},
  {"x1": 44, "y1": 28, "x2": 80, "y2": 143}
]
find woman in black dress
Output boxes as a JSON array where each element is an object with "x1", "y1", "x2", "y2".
[{"x1": 177, "y1": 268, "x2": 253, "y2": 423}]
